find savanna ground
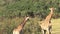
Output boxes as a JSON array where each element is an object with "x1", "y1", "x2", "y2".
[
  {"x1": 52, "y1": 18, "x2": 60, "y2": 34},
  {"x1": 0, "y1": 17, "x2": 60, "y2": 34}
]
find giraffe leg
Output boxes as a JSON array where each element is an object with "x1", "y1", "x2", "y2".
[
  {"x1": 44, "y1": 30, "x2": 46, "y2": 34},
  {"x1": 47, "y1": 27, "x2": 52, "y2": 34},
  {"x1": 49, "y1": 29, "x2": 51, "y2": 34},
  {"x1": 49, "y1": 26, "x2": 52, "y2": 34},
  {"x1": 41, "y1": 30, "x2": 46, "y2": 34},
  {"x1": 46, "y1": 29, "x2": 49, "y2": 34},
  {"x1": 41, "y1": 29, "x2": 44, "y2": 34},
  {"x1": 48, "y1": 29, "x2": 51, "y2": 34},
  {"x1": 20, "y1": 30, "x2": 24, "y2": 34},
  {"x1": 47, "y1": 30, "x2": 49, "y2": 34}
]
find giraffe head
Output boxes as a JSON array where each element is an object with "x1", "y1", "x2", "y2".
[
  {"x1": 49, "y1": 7, "x2": 55, "y2": 11},
  {"x1": 25, "y1": 16, "x2": 30, "y2": 21}
]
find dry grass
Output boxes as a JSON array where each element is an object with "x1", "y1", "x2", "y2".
[
  {"x1": 0, "y1": 17, "x2": 60, "y2": 34},
  {"x1": 52, "y1": 18, "x2": 60, "y2": 34}
]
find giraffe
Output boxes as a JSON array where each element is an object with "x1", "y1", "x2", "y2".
[
  {"x1": 13, "y1": 16, "x2": 29, "y2": 34},
  {"x1": 39, "y1": 7, "x2": 55, "y2": 34}
]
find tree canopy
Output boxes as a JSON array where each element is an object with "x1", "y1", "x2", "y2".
[{"x1": 0, "y1": 0, "x2": 60, "y2": 18}]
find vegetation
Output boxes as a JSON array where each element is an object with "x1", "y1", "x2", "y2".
[
  {"x1": 52, "y1": 18, "x2": 60, "y2": 34},
  {"x1": 0, "y1": 0, "x2": 60, "y2": 18},
  {"x1": 0, "y1": 0, "x2": 60, "y2": 34},
  {"x1": 0, "y1": 17, "x2": 60, "y2": 34}
]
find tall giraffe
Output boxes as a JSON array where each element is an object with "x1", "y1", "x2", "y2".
[
  {"x1": 39, "y1": 7, "x2": 55, "y2": 34},
  {"x1": 13, "y1": 16, "x2": 29, "y2": 34}
]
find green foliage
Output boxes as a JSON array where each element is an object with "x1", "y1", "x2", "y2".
[{"x1": 0, "y1": 0, "x2": 60, "y2": 18}]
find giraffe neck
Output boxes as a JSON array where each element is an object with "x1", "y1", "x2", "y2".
[
  {"x1": 20, "y1": 17, "x2": 28, "y2": 28},
  {"x1": 45, "y1": 10, "x2": 53, "y2": 21},
  {"x1": 13, "y1": 17, "x2": 29, "y2": 33},
  {"x1": 15, "y1": 18, "x2": 28, "y2": 31}
]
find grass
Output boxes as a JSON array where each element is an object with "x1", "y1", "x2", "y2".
[
  {"x1": 52, "y1": 18, "x2": 60, "y2": 34},
  {"x1": 0, "y1": 17, "x2": 60, "y2": 34}
]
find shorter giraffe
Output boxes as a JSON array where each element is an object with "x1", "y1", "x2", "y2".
[
  {"x1": 39, "y1": 7, "x2": 55, "y2": 34},
  {"x1": 13, "y1": 16, "x2": 29, "y2": 34}
]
